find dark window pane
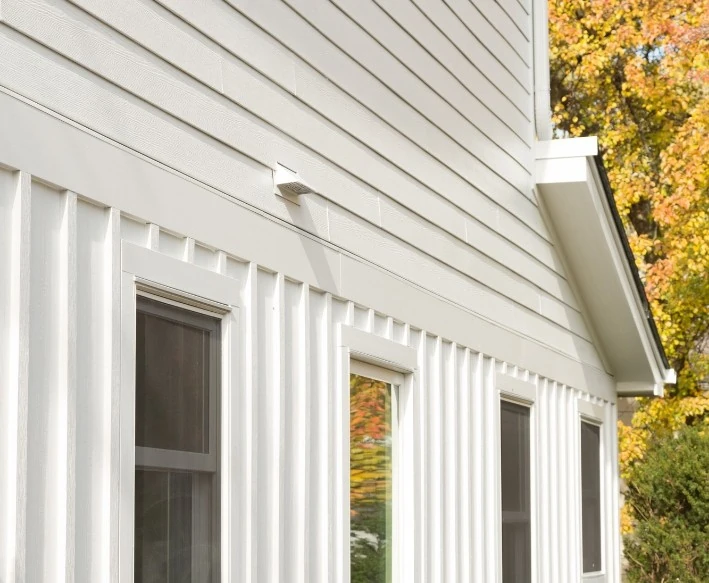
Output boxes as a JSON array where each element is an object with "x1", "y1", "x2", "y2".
[
  {"x1": 134, "y1": 297, "x2": 220, "y2": 583},
  {"x1": 500, "y1": 401, "x2": 531, "y2": 583},
  {"x1": 581, "y1": 422, "x2": 602, "y2": 572},
  {"x1": 350, "y1": 374, "x2": 393, "y2": 583},
  {"x1": 135, "y1": 469, "x2": 215, "y2": 583},
  {"x1": 136, "y1": 298, "x2": 213, "y2": 453},
  {"x1": 135, "y1": 470, "x2": 169, "y2": 583}
]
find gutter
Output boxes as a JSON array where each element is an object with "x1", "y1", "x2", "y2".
[
  {"x1": 533, "y1": 0, "x2": 553, "y2": 140},
  {"x1": 532, "y1": 0, "x2": 673, "y2": 386},
  {"x1": 593, "y1": 156, "x2": 672, "y2": 371}
]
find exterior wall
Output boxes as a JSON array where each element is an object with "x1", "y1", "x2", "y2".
[
  {"x1": 0, "y1": 0, "x2": 610, "y2": 387},
  {"x1": 0, "y1": 128, "x2": 620, "y2": 582},
  {"x1": 0, "y1": 0, "x2": 624, "y2": 581}
]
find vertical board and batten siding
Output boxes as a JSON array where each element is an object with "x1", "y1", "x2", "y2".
[
  {"x1": 0, "y1": 0, "x2": 624, "y2": 580},
  {"x1": 0, "y1": 0, "x2": 610, "y2": 377},
  {"x1": 0, "y1": 169, "x2": 620, "y2": 582}
]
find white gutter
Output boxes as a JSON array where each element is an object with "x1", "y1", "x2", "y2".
[{"x1": 533, "y1": 0, "x2": 553, "y2": 140}]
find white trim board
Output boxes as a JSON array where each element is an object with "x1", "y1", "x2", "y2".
[
  {"x1": 0, "y1": 90, "x2": 617, "y2": 401},
  {"x1": 119, "y1": 247, "x2": 241, "y2": 583},
  {"x1": 338, "y1": 325, "x2": 417, "y2": 583}
]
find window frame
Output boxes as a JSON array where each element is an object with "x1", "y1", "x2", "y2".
[
  {"x1": 134, "y1": 295, "x2": 220, "y2": 473},
  {"x1": 577, "y1": 400, "x2": 606, "y2": 582},
  {"x1": 338, "y1": 324, "x2": 417, "y2": 583},
  {"x1": 120, "y1": 241, "x2": 240, "y2": 583},
  {"x1": 496, "y1": 373, "x2": 537, "y2": 583}
]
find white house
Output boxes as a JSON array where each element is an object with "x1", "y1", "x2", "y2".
[{"x1": 0, "y1": 0, "x2": 674, "y2": 582}]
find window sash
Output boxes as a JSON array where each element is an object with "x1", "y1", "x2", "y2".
[
  {"x1": 500, "y1": 399, "x2": 532, "y2": 583},
  {"x1": 501, "y1": 510, "x2": 531, "y2": 524},
  {"x1": 134, "y1": 294, "x2": 222, "y2": 583},
  {"x1": 581, "y1": 420, "x2": 602, "y2": 574},
  {"x1": 136, "y1": 294, "x2": 220, "y2": 457},
  {"x1": 349, "y1": 366, "x2": 399, "y2": 583},
  {"x1": 136, "y1": 446, "x2": 217, "y2": 473}
]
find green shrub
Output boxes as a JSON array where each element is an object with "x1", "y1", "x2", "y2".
[{"x1": 624, "y1": 425, "x2": 709, "y2": 582}]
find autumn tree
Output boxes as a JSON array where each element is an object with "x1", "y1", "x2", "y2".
[
  {"x1": 548, "y1": 0, "x2": 709, "y2": 536},
  {"x1": 350, "y1": 374, "x2": 393, "y2": 583}
]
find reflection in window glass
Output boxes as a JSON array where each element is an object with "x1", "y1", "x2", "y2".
[
  {"x1": 500, "y1": 401, "x2": 531, "y2": 583},
  {"x1": 581, "y1": 422, "x2": 602, "y2": 573},
  {"x1": 350, "y1": 373, "x2": 393, "y2": 583}
]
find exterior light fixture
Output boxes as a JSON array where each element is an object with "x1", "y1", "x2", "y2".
[{"x1": 274, "y1": 162, "x2": 312, "y2": 203}]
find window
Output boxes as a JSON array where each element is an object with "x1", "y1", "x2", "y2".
[
  {"x1": 134, "y1": 296, "x2": 220, "y2": 583},
  {"x1": 581, "y1": 421, "x2": 602, "y2": 573},
  {"x1": 500, "y1": 401, "x2": 531, "y2": 583},
  {"x1": 349, "y1": 362, "x2": 401, "y2": 583}
]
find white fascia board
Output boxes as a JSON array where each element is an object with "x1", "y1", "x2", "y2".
[
  {"x1": 535, "y1": 138, "x2": 675, "y2": 397},
  {"x1": 536, "y1": 136, "x2": 598, "y2": 160}
]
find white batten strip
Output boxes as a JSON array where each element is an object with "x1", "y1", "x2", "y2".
[
  {"x1": 605, "y1": 401, "x2": 618, "y2": 582},
  {"x1": 385, "y1": 316, "x2": 394, "y2": 340},
  {"x1": 273, "y1": 272, "x2": 285, "y2": 583},
  {"x1": 458, "y1": 347, "x2": 472, "y2": 583},
  {"x1": 483, "y1": 357, "x2": 499, "y2": 581},
  {"x1": 243, "y1": 262, "x2": 258, "y2": 583},
  {"x1": 182, "y1": 236, "x2": 195, "y2": 263},
  {"x1": 471, "y1": 351, "x2": 485, "y2": 582},
  {"x1": 550, "y1": 382, "x2": 561, "y2": 583},
  {"x1": 323, "y1": 293, "x2": 334, "y2": 583},
  {"x1": 399, "y1": 323, "x2": 415, "y2": 583},
  {"x1": 560, "y1": 386, "x2": 571, "y2": 580},
  {"x1": 444, "y1": 342, "x2": 458, "y2": 583},
  {"x1": 429, "y1": 335, "x2": 443, "y2": 582},
  {"x1": 105, "y1": 208, "x2": 121, "y2": 583},
  {"x1": 215, "y1": 250, "x2": 228, "y2": 275},
  {"x1": 334, "y1": 306, "x2": 348, "y2": 583},
  {"x1": 306, "y1": 289, "x2": 324, "y2": 583},
  {"x1": 538, "y1": 379, "x2": 551, "y2": 583},
  {"x1": 414, "y1": 330, "x2": 427, "y2": 583},
  {"x1": 57, "y1": 190, "x2": 77, "y2": 583},
  {"x1": 4, "y1": 170, "x2": 31, "y2": 583},
  {"x1": 146, "y1": 222, "x2": 159, "y2": 250},
  {"x1": 293, "y1": 281, "x2": 309, "y2": 583},
  {"x1": 366, "y1": 308, "x2": 375, "y2": 332}
]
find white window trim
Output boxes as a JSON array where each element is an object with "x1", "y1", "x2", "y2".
[
  {"x1": 496, "y1": 372, "x2": 538, "y2": 583},
  {"x1": 337, "y1": 324, "x2": 417, "y2": 583},
  {"x1": 119, "y1": 241, "x2": 240, "y2": 583},
  {"x1": 577, "y1": 399, "x2": 606, "y2": 583}
]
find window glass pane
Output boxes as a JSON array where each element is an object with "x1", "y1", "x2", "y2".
[
  {"x1": 350, "y1": 373, "x2": 393, "y2": 583},
  {"x1": 135, "y1": 469, "x2": 216, "y2": 583},
  {"x1": 500, "y1": 401, "x2": 531, "y2": 583},
  {"x1": 134, "y1": 296, "x2": 220, "y2": 583},
  {"x1": 136, "y1": 298, "x2": 212, "y2": 453},
  {"x1": 581, "y1": 422, "x2": 602, "y2": 572}
]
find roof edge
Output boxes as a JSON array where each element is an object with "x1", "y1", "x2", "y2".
[
  {"x1": 535, "y1": 138, "x2": 676, "y2": 396},
  {"x1": 591, "y1": 156, "x2": 671, "y2": 371}
]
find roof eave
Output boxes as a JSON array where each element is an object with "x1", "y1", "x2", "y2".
[{"x1": 536, "y1": 137, "x2": 675, "y2": 397}]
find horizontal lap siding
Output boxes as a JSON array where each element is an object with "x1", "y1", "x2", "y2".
[{"x1": 0, "y1": 0, "x2": 603, "y2": 363}]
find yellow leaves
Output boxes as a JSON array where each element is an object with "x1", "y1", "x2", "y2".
[
  {"x1": 551, "y1": 0, "x2": 709, "y2": 398},
  {"x1": 619, "y1": 395, "x2": 709, "y2": 488}
]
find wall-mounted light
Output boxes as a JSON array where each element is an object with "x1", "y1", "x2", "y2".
[{"x1": 274, "y1": 163, "x2": 312, "y2": 204}]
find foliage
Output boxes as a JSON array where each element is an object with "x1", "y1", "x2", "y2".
[
  {"x1": 623, "y1": 425, "x2": 709, "y2": 582},
  {"x1": 350, "y1": 374, "x2": 392, "y2": 583},
  {"x1": 549, "y1": 0, "x2": 709, "y2": 542},
  {"x1": 549, "y1": 0, "x2": 709, "y2": 396}
]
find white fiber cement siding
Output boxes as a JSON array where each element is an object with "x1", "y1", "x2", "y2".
[
  {"x1": 0, "y1": 0, "x2": 623, "y2": 580},
  {"x1": 0, "y1": 154, "x2": 620, "y2": 582},
  {"x1": 0, "y1": 0, "x2": 607, "y2": 375}
]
